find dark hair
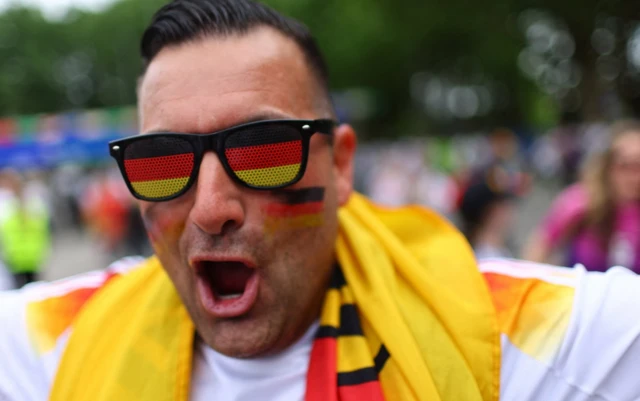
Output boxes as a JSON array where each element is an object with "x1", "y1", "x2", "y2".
[
  {"x1": 140, "y1": 0, "x2": 330, "y2": 97},
  {"x1": 459, "y1": 172, "x2": 515, "y2": 243}
]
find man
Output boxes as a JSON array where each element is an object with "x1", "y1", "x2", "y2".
[
  {"x1": 459, "y1": 172, "x2": 516, "y2": 259},
  {"x1": 1, "y1": 1, "x2": 640, "y2": 400}
]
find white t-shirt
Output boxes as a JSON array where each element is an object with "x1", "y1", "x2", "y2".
[
  {"x1": 2, "y1": 257, "x2": 640, "y2": 400},
  {"x1": 191, "y1": 321, "x2": 317, "y2": 401}
]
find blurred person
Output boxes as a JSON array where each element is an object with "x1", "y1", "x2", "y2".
[
  {"x1": 0, "y1": 171, "x2": 18, "y2": 289},
  {"x1": 524, "y1": 120, "x2": 640, "y2": 272},
  {"x1": 457, "y1": 128, "x2": 530, "y2": 214},
  {"x1": 80, "y1": 167, "x2": 134, "y2": 258},
  {"x1": 50, "y1": 164, "x2": 87, "y2": 232},
  {"x1": 482, "y1": 127, "x2": 531, "y2": 196},
  {"x1": 367, "y1": 148, "x2": 414, "y2": 206},
  {"x1": 530, "y1": 133, "x2": 563, "y2": 181},
  {"x1": 459, "y1": 173, "x2": 517, "y2": 259},
  {"x1": 0, "y1": 174, "x2": 51, "y2": 288},
  {"x1": 122, "y1": 200, "x2": 153, "y2": 257},
  {"x1": 5, "y1": 2, "x2": 640, "y2": 401},
  {"x1": 549, "y1": 113, "x2": 584, "y2": 186},
  {"x1": 0, "y1": 169, "x2": 20, "y2": 221},
  {"x1": 0, "y1": 260, "x2": 12, "y2": 290},
  {"x1": 413, "y1": 166, "x2": 459, "y2": 218}
]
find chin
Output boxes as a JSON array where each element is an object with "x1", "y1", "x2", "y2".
[{"x1": 199, "y1": 312, "x2": 281, "y2": 358}]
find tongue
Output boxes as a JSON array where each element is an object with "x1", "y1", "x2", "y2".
[{"x1": 208, "y1": 262, "x2": 253, "y2": 296}]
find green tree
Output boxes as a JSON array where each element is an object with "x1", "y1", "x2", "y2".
[{"x1": 1, "y1": 0, "x2": 639, "y2": 137}]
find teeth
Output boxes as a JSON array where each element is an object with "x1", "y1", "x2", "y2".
[{"x1": 218, "y1": 293, "x2": 243, "y2": 300}]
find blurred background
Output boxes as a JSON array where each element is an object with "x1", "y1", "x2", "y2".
[{"x1": 1, "y1": 0, "x2": 640, "y2": 288}]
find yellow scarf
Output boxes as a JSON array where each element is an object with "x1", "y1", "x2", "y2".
[{"x1": 50, "y1": 193, "x2": 500, "y2": 401}]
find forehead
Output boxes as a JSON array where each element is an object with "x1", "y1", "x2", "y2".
[{"x1": 138, "y1": 26, "x2": 318, "y2": 134}]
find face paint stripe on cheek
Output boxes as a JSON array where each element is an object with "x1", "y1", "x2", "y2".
[
  {"x1": 142, "y1": 207, "x2": 186, "y2": 257},
  {"x1": 264, "y1": 201, "x2": 324, "y2": 217},
  {"x1": 273, "y1": 187, "x2": 325, "y2": 204},
  {"x1": 264, "y1": 187, "x2": 326, "y2": 233}
]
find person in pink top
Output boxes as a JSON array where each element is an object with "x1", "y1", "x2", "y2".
[{"x1": 525, "y1": 120, "x2": 640, "y2": 272}]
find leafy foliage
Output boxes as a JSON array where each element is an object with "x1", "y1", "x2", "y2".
[{"x1": 0, "y1": 0, "x2": 639, "y2": 137}]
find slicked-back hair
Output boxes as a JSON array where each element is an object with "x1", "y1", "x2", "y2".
[{"x1": 140, "y1": 0, "x2": 332, "y2": 110}]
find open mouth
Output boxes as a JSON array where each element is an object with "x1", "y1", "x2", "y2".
[
  {"x1": 198, "y1": 261, "x2": 254, "y2": 299},
  {"x1": 194, "y1": 260, "x2": 260, "y2": 318}
]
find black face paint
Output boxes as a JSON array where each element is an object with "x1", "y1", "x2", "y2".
[{"x1": 264, "y1": 187, "x2": 326, "y2": 233}]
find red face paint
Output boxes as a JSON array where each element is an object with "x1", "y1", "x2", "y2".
[
  {"x1": 143, "y1": 211, "x2": 186, "y2": 258},
  {"x1": 264, "y1": 187, "x2": 325, "y2": 233}
]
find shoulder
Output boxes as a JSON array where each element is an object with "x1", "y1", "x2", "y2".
[
  {"x1": 18, "y1": 256, "x2": 144, "y2": 352},
  {"x1": 479, "y1": 258, "x2": 578, "y2": 362},
  {"x1": 479, "y1": 258, "x2": 640, "y2": 400},
  {"x1": 0, "y1": 256, "x2": 145, "y2": 401}
]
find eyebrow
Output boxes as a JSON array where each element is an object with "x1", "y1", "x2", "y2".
[{"x1": 147, "y1": 110, "x2": 294, "y2": 135}]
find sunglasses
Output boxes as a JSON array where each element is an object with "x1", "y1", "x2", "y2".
[{"x1": 109, "y1": 119, "x2": 336, "y2": 202}]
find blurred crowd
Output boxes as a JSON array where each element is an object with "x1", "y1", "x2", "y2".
[
  {"x1": 358, "y1": 119, "x2": 638, "y2": 267},
  {"x1": 0, "y1": 119, "x2": 639, "y2": 289},
  {"x1": 0, "y1": 164, "x2": 151, "y2": 290}
]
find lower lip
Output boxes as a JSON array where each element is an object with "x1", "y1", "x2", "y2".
[{"x1": 196, "y1": 272, "x2": 260, "y2": 319}]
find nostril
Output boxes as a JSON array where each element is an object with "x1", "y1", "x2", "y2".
[{"x1": 220, "y1": 219, "x2": 238, "y2": 236}]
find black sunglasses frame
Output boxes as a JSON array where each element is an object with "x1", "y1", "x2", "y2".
[{"x1": 109, "y1": 119, "x2": 336, "y2": 202}]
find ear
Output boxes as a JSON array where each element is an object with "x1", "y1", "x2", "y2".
[{"x1": 332, "y1": 124, "x2": 357, "y2": 206}]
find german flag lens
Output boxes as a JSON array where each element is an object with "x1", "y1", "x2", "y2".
[
  {"x1": 123, "y1": 137, "x2": 195, "y2": 200},
  {"x1": 225, "y1": 125, "x2": 303, "y2": 188}
]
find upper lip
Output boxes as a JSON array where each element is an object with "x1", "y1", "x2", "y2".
[{"x1": 188, "y1": 255, "x2": 258, "y2": 271}]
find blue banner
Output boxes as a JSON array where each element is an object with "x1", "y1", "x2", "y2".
[{"x1": 0, "y1": 135, "x2": 121, "y2": 170}]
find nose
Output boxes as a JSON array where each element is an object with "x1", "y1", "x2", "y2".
[{"x1": 189, "y1": 152, "x2": 245, "y2": 236}]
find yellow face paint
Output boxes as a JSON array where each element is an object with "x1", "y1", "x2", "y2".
[{"x1": 264, "y1": 187, "x2": 325, "y2": 235}]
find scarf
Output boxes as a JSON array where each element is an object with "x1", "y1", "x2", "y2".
[{"x1": 50, "y1": 193, "x2": 500, "y2": 401}]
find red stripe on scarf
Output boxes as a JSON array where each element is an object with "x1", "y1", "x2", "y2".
[{"x1": 305, "y1": 337, "x2": 338, "y2": 401}]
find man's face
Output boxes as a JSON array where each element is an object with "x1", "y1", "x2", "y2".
[{"x1": 137, "y1": 27, "x2": 356, "y2": 358}]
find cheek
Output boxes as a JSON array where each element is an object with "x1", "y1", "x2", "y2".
[
  {"x1": 261, "y1": 187, "x2": 327, "y2": 236},
  {"x1": 141, "y1": 205, "x2": 187, "y2": 257},
  {"x1": 301, "y1": 143, "x2": 333, "y2": 183}
]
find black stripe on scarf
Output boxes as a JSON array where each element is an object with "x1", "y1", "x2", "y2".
[
  {"x1": 328, "y1": 266, "x2": 347, "y2": 289},
  {"x1": 337, "y1": 367, "x2": 378, "y2": 386},
  {"x1": 335, "y1": 346, "x2": 390, "y2": 386},
  {"x1": 315, "y1": 304, "x2": 362, "y2": 338},
  {"x1": 315, "y1": 325, "x2": 339, "y2": 338},
  {"x1": 339, "y1": 304, "x2": 362, "y2": 335},
  {"x1": 317, "y1": 264, "x2": 390, "y2": 388},
  {"x1": 374, "y1": 345, "x2": 390, "y2": 373}
]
